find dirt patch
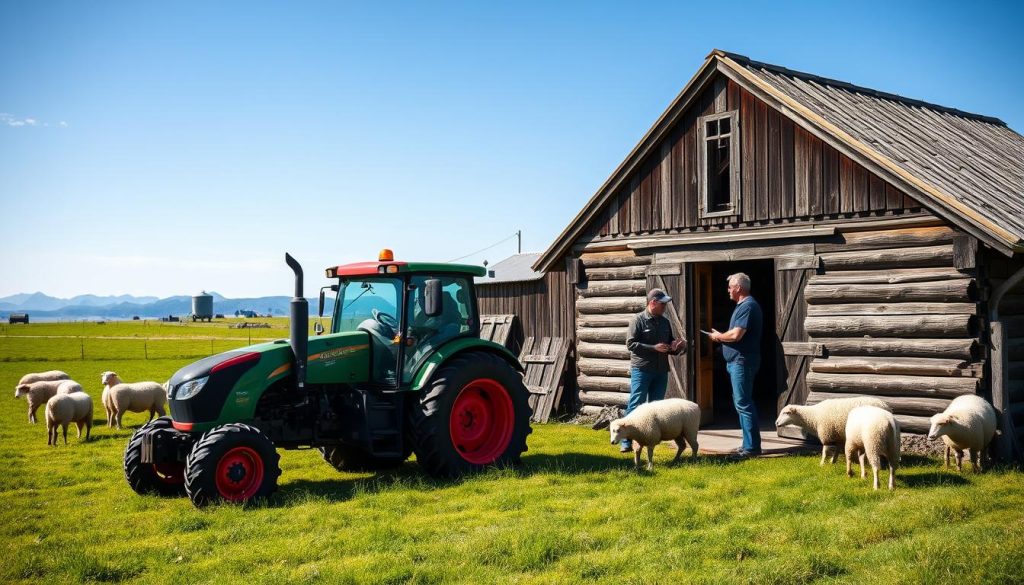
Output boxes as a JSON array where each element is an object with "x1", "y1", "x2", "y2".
[{"x1": 901, "y1": 433, "x2": 946, "y2": 457}]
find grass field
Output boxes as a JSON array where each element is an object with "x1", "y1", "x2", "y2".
[{"x1": 2, "y1": 322, "x2": 1023, "y2": 584}]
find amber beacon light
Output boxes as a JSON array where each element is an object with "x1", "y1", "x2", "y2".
[{"x1": 378, "y1": 249, "x2": 394, "y2": 261}]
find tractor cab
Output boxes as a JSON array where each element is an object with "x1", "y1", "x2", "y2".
[{"x1": 320, "y1": 250, "x2": 480, "y2": 388}]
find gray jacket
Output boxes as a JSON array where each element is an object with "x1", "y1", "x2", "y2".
[{"x1": 626, "y1": 310, "x2": 682, "y2": 373}]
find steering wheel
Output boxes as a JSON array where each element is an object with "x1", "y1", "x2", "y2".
[{"x1": 371, "y1": 308, "x2": 399, "y2": 330}]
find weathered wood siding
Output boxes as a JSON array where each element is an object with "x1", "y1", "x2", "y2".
[
  {"x1": 582, "y1": 74, "x2": 921, "y2": 239},
  {"x1": 982, "y1": 249, "x2": 1024, "y2": 453},
  {"x1": 476, "y1": 269, "x2": 576, "y2": 344}
]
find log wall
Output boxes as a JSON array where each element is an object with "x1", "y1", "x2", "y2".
[{"x1": 798, "y1": 225, "x2": 985, "y2": 432}]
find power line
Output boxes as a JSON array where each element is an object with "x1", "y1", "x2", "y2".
[{"x1": 447, "y1": 232, "x2": 520, "y2": 263}]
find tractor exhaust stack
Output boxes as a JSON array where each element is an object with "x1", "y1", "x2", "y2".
[{"x1": 285, "y1": 253, "x2": 308, "y2": 390}]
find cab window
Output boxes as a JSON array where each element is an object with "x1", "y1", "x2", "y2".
[{"x1": 403, "y1": 276, "x2": 475, "y2": 382}]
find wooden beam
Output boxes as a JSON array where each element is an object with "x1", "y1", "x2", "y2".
[
  {"x1": 814, "y1": 225, "x2": 957, "y2": 253},
  {"x1": 579, "y1": 390, "x2": 629, "y2": 407},
  {"x1": 807, "y1": 267, "x2": 972, "y2": 286},
  {"x1": 584, "y1": 266, "x2": 649, "y2": 281},
  {"x1": 578, "y1": 375, "x2": 631, "y2": 393},
  {"x1": 818, "y1": 244, "x2": 954, "y2": 270},
  {"x1": 577, "y1": 280, "x2": 647, "y2": 298},
  {"x1": 822, "y1": 338, "x2": 978, "y2": 360},
  {"x1": 805, "y1": 391, "x2": 952, "y2": 417},
  {"x1": 806, "y1": 302, "x2": 978, "y2": 316},
  {"x1": 579, "y1": 251, "x2": 651, "y2": 268},
  {"x1": 809, "y1": 356, "x2": 979, "y2": 377},
  {"x1": 628, "y1": 226, "x2": 835, "y2": 250},
  {"x1": 782, "y1": 342, "x2": 823, "y2": 356},
  {"x1": 805, "y1": 314, "x2": 976, "y2": 338},
  {"x1": 805, "y1": 371, "x2": 977, "y2": 399},
  {"x1": 578, "y1": 358, "x2": 631, "y2": 378},
  {"x1": 576, "y1": 297, "x2": 646, "y2": 315},
  {"x1": 656, "y1": 243, "x2": 814, "y2": 264},
  {"x1": 804, "y1": 280, "x2": 975, "y2": 304},
  {"x1": 576, "y1": 327, "x2": 629, "y2": 342},
  {"x1": 577, "y1": 341, "x2": 631, "y2": 360}
]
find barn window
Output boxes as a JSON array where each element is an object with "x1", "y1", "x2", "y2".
[{"x1": 698, "y1": 111, "x2": 740, "y2": 218}]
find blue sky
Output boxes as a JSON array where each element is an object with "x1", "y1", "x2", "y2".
[{"x1": 2, "y1": 1, "x2": 1021, "y2": 298}]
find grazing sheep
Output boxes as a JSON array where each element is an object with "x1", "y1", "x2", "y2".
[
  {"x1": 775, "y1": 397, "x2": 892, "y2": 465},
  {"x1": 102, "y1": 371, "x2": 167, "y2": 429},
  {"x1": 46, "y1": 391, "x2": 94, "y2": 446},
  {"x1": 608, "y1": 398, "x2": 700, "y2": 471},
  {"x1": 845, "y1": 405, "x2": 900, "y2": 491},
  {"x1": 928, "y1": 394, "x2": 998, "y2": 473},
  {"x1": 15, "y1": 379, "x2": 84, "y2": 423},
  {"x1": 16, "y1": 369, "x2": 70, "y2": 388}
]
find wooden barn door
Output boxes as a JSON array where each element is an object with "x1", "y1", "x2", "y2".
[
  {"x1": 646, "y1": 264, "x2": 690, "y2": 402},
  {"x1": 775, "y1": 266, "x2": 815, "y2": 434},
  {"x1": 693, "y1": 263, "x2": 714, "y2": 424}
]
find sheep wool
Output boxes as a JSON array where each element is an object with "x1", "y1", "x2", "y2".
[
  {"x1": 845, "y1": 405, "x2": 900, "y2": 491},
  {"x1": 775, "y1": 396, "x2": 891, "y2": 465},
  {"x1": 15, "y1": 378, "x2": 84, "y2": 424},
  {"x1": 46, "y1": 391, "x2": 94, "y2": 446},
  {"x1": 609, "y1": 398, "x2": 700, "y2": 471},
  {"x1": 928, "y1": 394, "x2": 997, "y2": 473},
  {"x1": 16, "y1": 370, "x2": 70, "y2": 388},
  {"x1": 102, "y1": 371, "x2": 168, "y2": 429}
]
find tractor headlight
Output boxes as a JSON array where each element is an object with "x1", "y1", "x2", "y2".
[{"x1": 175, "y1": 376, "x2": 209, "y2": 400}]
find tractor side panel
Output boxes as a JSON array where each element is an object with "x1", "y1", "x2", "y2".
[{"x1": 305, "y1": 331, "x2": 371, "y2": 385}]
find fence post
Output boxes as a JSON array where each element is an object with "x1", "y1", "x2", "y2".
[
  {"x1": 80, "y1": 337, "x2": 85, "y2": 360},
  {"x1": 144, "y1": 341, "x2": 148, "y2": 360}
]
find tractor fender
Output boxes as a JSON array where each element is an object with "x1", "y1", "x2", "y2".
[{"x1": 410, "y1": 337, "x2": 523, "y2": 392}]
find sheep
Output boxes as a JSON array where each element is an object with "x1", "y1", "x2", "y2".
[
  {"x1": 15, "y1": 379, "x2": 84, "y2": 423},
  {"x1": 101, "y1": 371, "x2": 167, "y2": 430},
  {"x1": 928, "y1": 394, "x2": 998, "y2": 473},
  {"x1": 16, "y1": 369, "x2": 70, "y2": 388},
  {"x1": 608, "y1": 398, "x2": 700, "y2": 471},
  {"x1": 775, "y1": 396, "x2": 892, "y2": 466},
  {"x1": 46, "y1": 391, "x2": 94, "y2": 446},
  {"x1": 844, "y1": 405, "x2": 900, "y2": 491}
]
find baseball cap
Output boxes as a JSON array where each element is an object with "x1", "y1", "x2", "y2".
[{"x1": 647, "y1": 288, "x2": 672, "y2": 303}]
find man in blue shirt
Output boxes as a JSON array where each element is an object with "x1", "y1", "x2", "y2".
[{"x1": 710, "y1": 272, "x2": 763, "y2": 457}]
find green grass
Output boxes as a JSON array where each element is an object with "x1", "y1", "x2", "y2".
[{"x1": 2, "y1": 324, "x2": 1023, "y2": 584}]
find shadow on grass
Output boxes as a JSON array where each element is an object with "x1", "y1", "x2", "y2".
[{"x1": 900, "y1": 470, "x2": 971, "y2": 488}]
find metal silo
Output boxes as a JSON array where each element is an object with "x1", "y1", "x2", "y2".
[{"x1": 192, "y1": 291, "x2": 214, "y2": 322}]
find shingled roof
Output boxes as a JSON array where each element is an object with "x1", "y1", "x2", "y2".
[{"x1": 534, "y1": 50, "x2": 1024, "y2": 271}]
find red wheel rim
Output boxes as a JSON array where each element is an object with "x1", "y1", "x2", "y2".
[
  {"x1": 153, "y1": 463, "x2": 185, "y2": 485},
  {"x1": 449, "y1": 378, "x2": 515, "y2": 465},
  {"x1": 214, "y1": 446, "x2": 265, "y2": 501}
]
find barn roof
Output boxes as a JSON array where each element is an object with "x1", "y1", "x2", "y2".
[
  {"x1": 475, "y1": 253, "x2": 544, "y2": 285},
  {"x1": 534, "y1": 50, "x2": 1024, "y2": 272}
]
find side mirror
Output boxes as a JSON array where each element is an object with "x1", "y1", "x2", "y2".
[
  {"x1": 313, "y1": 321, "x2": 324, "y2": 335},
  {"x1": 318, "y1": 288, "x2": 326, "y2": 317},
  {"x1": 424, "y1": 278, "x2": 443, "y2": 317}
]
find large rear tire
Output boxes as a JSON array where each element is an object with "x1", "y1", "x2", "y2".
[
  {"x1": 184, "y1": 423, "x2": 281, "y2": 507},
  {"x1": 124, "y1": 416, "x2": 186, "y2": 497},
  {"x1": 409, "y1": 351, "x2": 531, "y2": 477}
]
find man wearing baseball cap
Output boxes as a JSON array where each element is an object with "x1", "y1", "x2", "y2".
[{"x1": 620, "y1": 288, "x2": 687, "y2": 452}]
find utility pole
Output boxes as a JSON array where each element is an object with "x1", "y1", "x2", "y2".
[{"x1": 517, "y1": 230, "x2": 522, "y2": 254}]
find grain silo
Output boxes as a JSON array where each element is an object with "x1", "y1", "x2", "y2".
[{"x1": 191, "y1": 291, "x2": 214, "y2": 322}]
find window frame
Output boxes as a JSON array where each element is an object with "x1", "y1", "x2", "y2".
[{"x1": 697, "y1": 110, "x2": 741, "y2": 219}]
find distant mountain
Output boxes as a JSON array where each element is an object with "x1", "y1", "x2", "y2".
[
  {"x1": 0, "y1": 292, "x2": 338, "y2": 320},
  {"x1": 0, "y1": 292, "x2": 161, "y2": 311}
]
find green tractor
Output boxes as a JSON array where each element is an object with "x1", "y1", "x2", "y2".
[{"x1": 124, "y1": 251, "x2": 532, "y2": 507}]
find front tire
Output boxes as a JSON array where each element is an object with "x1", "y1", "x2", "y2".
[
  {"x1": 409, "y1": 351, "x2": 531, "y2": 477},
  {"x1": 184, "y1": 423, "x2": 281, "y2": 507},
  {"x1": 124, "y1": 416, "x2": 186, "y2": 497}
]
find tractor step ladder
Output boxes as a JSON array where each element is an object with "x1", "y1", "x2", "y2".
[{"x1": 363, "y1": 391, "x2": 404, "y2": 458}]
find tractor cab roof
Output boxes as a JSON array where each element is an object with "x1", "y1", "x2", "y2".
[{"x1": 326, "y1": 251, "x2": 485, "y2": 279}]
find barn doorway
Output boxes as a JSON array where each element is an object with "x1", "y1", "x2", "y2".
[{"x1": 693, "y1": 259, "x2": 778, "y2": 430}]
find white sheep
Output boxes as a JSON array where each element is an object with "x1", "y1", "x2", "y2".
[
  {"x1": 15, "y1": 379, "x2": 84, "y2": 423},
  {"x1": 46, "y1": 391, "x2": 94, "y2": 446},
  {"x1": 16, "y1": 369, "x2": 70, "y2": 387},
  {"x1": 101, "y1": 371, "x2": 167, "y2": 429},
  {"x1": 775, "y1": 396, "x2": 892, "y2": 465},
  {"x1": 845, "y1": 405, "x2": 900, "y2": 491},
  {"x1": 608, "y1": 398, "x2": 700, "y2": 471},
  {"x1": 928, "y1": 394, "x2": 997, "y2": 473}
]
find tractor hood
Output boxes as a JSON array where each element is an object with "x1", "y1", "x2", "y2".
[{"x1": 167, "y1": 331, "x2": 371, "y2": 429}]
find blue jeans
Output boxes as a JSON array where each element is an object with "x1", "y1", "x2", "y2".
[
  {"x1": 726, "y1": 355, "x2": 761, "y2": 452},
  {"x1": 621, "y1": 368, "x2": 669, "y2": 448}
]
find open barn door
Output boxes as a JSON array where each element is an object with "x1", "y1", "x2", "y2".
[
  {"x1": 775, "y1": 266, "x2": 815, "y2": 438},
  {"x1": 646, "y1": 264, "x2": 690, "y2": 402}
]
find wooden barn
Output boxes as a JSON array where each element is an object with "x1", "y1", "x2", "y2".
[{"x1": 498, "y1": 50, "x2": 1024, "y2": 459}]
